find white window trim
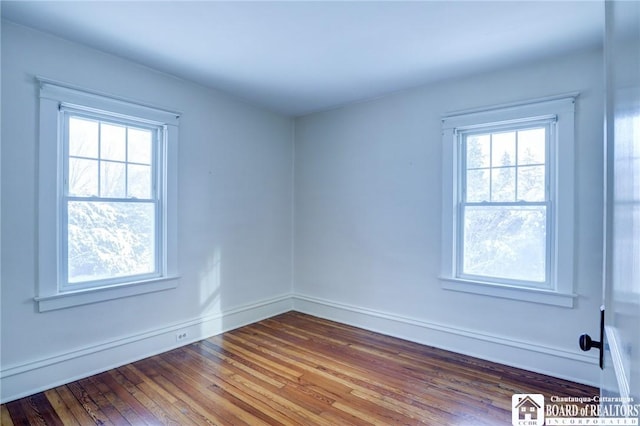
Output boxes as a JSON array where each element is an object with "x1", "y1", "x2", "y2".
[
  {"x1": 440, "y1": 93, "x2": 578, "y2": 308},
  {"x1": 36, "y1": 77, "x2": 180, "y2": 312}
]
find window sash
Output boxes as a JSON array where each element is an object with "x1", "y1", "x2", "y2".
[
  {"x1": 59, "y1": 108, "x2": 165, "y2": 291},
  {"x1": 61, "y1": 109, "x2": 160, "y2": 200},
  {"x1": 458, "y1": 121, "x2": 552, "y2": 203},
  {"x1": 456, "y1": 202, "x2": 552, "y2": 288}
]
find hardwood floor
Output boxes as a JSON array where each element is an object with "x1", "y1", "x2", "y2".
[{"x1": 2, "y1": 311, "x2": 596, "y2": 425}]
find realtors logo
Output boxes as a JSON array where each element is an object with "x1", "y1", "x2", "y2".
[{"x1": 512, "y1": 394, "x2": 545, "y2": 426}]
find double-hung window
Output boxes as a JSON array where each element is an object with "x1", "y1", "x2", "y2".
[
  {"x1": 440, "y1": 95, "x2": 577, "y2": 307},
  {"x1": 459, "y1": 121, "x2": 551, "y2": 285},
  {"x1": 62, "y1": 109, "x2": 161, "y2": 287},
  {"x1": 37, "y1": 79, "x2": 180, "y2": 312}
]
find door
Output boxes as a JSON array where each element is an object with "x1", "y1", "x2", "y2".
[{"x1": 602, "y1": 0, "x2": 640, "y2": 410}]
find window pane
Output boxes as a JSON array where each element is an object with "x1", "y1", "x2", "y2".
[
  {"x1": 67, "y1": 201, "x2": 156, "y2": 283},
  {"x1": 128, "y1": 164, "x2": 152, "y2": 199},
  {"x1": 69, "y1": 117, "x2": 98, "y2": 158},
  {"x1": 491, "y1": 167, "x2": 515, "y2": 201},
  {"x1": 68, "y1": 158, "x2": 98, "y2": 196},
  {"x1": 518, "y1": 165, "x2": 546, "y2": 201},
  {"x1": 466, "y1": 169, "x2": 490, "y2": 202},
  {"x1": 128, "y1": 128, "x2": 152, "y2": 164},
  {"x1": 466, "y1": 134, "x2": 490, "y2": 169},
  {"x1": 101, "y1": 161, "x2": 126, "y2": 197},
  {"x1": 518, "y1": 128, "x2": 546, "y2": 165},
  {"x1": 100, "y1": 123, "x2": 126, "y2": 161},
  {"x1": 463, "y1": 205, "x2": 546, "y2": 283},
  {"x1": 491, "y1": 132, "x2": 515, "y2": 167}
]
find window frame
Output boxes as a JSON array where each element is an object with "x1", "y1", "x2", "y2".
[
  {"x1": 440, "y1": 94, "x2": 577, "y2": 307},
  {"x1": 456, "y1": 119, "x2": 554, "y2": 288},
  {"x1": 60, "y1": 107, "x2": 164, "y2": 291},
  {"x1": 36, "y1": 78, "x2": 180, "y2": 312}
]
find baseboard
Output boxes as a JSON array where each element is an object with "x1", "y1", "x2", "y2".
[
  {"x1": 1, "y1": 292, "x2": 599, "y2": 403},
  {"x1": 292, "y1": 293, "x2": 600, "y2": 387},
  {"x1": 0, "y1": 293, "x2": 293, "y2": 403}
]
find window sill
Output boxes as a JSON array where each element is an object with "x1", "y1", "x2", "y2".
[
  {"x1": 34, "y1": 276, "x2": 179, "y2": 312},
  {"x1": 440, "y1": 277, "x2": 575, "y2": 308}
]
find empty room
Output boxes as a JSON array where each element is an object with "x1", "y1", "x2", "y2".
[{"x1": 1, "y1": 1, "x2": 639, "y2": 425}]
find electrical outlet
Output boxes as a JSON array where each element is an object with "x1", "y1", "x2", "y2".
[{"x1": 176, "y1": 331, "x2": 188, "y2": 342}]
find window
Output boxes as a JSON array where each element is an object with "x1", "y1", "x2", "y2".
[
  {"x1": 36, "y1": 78, "x2": 180, "y2": 311},
  {"x1": 440, "y1": 95, "x2": 577, "y2": 307},
  {"x1": 460, "y1": 122, "x2": 551, "y2": 286},
  {"x1": 64, "y1": 111, "x2": 161, "y2": 288}
]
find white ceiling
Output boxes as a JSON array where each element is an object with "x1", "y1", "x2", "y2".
[{"x1": 2, "y1": 1, "x2": 603, "y2": 116}]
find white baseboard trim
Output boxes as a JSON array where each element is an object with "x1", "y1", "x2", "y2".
[
  {"x1": 292, "y1": 294, "x2": 600, "y2": 387},
  {"x1": 0, "y1": 293, "x2": 293, "y2": 404},
  {"x1": 1, "y1": 292, "x2": 599, "y2": 403}
]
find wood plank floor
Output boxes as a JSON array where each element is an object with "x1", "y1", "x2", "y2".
[{"x1": 2, "y1": 311, "x2": 596, "y2": 425}]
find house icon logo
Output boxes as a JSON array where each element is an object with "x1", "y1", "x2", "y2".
[{"x1": 512, "y1": 394, "x2": 545, "y2": 426}]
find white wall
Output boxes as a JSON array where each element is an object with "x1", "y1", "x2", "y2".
[
  {"x1": 1, "y1": 19, "x2": 606, "y2": 402},
  {"x1": 293, "y1": 49, "x2": 604, "y2": 386},
  {"x1": 0, "y1": 21, "x2": 293, "y2": 401}
]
